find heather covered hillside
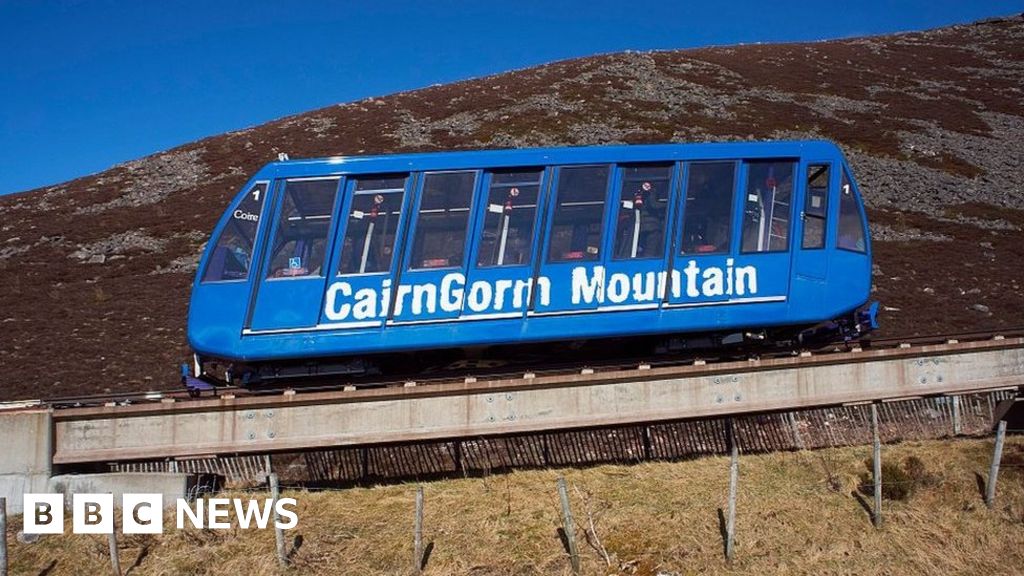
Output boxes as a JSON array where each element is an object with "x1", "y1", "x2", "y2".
[{"x1": 1, "y1": 15, "x2": 1022, "y2": 400}]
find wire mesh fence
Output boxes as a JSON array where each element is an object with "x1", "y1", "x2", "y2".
[{"x1": 110, "y1": 390, "x2": 1016, "y2": 485}]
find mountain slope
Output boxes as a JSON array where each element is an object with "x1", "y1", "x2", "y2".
[{"x1": 1, "y1": 15, "x2": 1022, "y2": 400}]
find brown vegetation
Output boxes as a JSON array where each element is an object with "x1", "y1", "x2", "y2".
[{"x1": 6, "y1": 437, "x2": 1023, "y2": 575}]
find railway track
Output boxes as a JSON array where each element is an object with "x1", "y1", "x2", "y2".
[
  {"x1": 7, "y1": 327, "x2": 1023, "y2": 412},
  {"x1": 31, "y1": 330, "x2": 1022, "y2": 465}
]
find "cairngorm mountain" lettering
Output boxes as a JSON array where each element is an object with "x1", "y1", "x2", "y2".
[{"x1": 324, "y1": 259, "x2": 758, "y2": 322}]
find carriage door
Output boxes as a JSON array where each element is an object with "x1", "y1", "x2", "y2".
[
  {"x1": 461, "y1": 168, "x2": 546, "y2": 320},
  {"x1": 793, "y1": 162, "x2": 830, "y2": 281},
  {"x1": 734, "y1": 159, "x2": 797, "y2": 300},
  {"x1": 321, "y1": 174, "x2": 411, "y2": 329},
  {"x1": 601, "y1": 163, "x2": 675, "y2": 311},
  {"x1": 389, "y1": 171, "x2": 479, "y2": 324},
  {"x1": 248, "y1": 177, "x2": 342, "y2": 331},
  {"x1": 532, "y1": 165, "x2": 612, "y2": 314},
  {"x1": 667, "y1": 161, "x2": 738, "y2": 307}
]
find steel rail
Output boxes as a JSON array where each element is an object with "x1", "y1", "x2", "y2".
[{"x1": 13, "y1": 327, "x2": 1024, "y2": 411}]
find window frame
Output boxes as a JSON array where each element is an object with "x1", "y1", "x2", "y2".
[
  {"x1": 262, "y1": 175, "x2": 343, "y2": 282},
  {"x1": 836, "y1": 166, "x2": 869, "y2": 254},
  {"x1": 473, "y1": 167, "x2": 546, "y2": 269},
  {"x1": 544, "y1": 164, "x2": 613, "y2": 264},
  {"x1": 739, "y1": 159, "x2": 797, "y2": 255},
  {"x1": 405, "y1": 169, "x2": 481, "y2": 272},
  {"x1": 676, "y1": 160, "x2": 739, "y2": 257},
  {"x1": 801, "y1": 162, "x2": 831, "y2": 251},
  {"x1": 610, "y1": 162, "x2": 675, "y2": 262},
  {"x1": 201, "y1": 180, "x2": 271, "y2": 284},
  {"x1": 334, "y1": 174, "x2": 411, "y2": 277}
]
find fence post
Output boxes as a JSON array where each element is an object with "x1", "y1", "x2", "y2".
[
  {"x1": 725, "y1": 420, "x2": 739, "y2": 560},
  {"x1": 951, "y1": 395, "x2": 962, "y2": 436},
  {"x1": 1, "y1": 497, "x2": 8, "y2": 576},
  {"x1": 413, "y1": 486, "x2": 424, "y2": 575},
  {"x1": 108, "y1": 530, "x2": 121, "y2": 576},
  {"x1": 985, "y1": 420, "x2": 1008, "y2": 508},
  {"x1": 871, "y1": 403, "x2": 882, "y2": 528},
  {"x1": 556, "y1": 477, "x2": 581, "y2": 575},
  {"x1": 269, "y1": 473, "x2": 288, "y2": 568}
]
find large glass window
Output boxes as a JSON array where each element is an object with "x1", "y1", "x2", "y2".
[
  {"x1": 612, "y1": 164, "x2": 672, "y2": 260},
  {"x1": 265, "y1": 178, "x2": 339, "y2": 279},
  {"x1": 202, "y1": 182, "x2": 267, "y2": 282},
  {"x1": 680, "y1": 162, "x2": 735, "y2": 255},
  {"x1": 409, "y1": 171, "x2": 477, "y2": 269},
  {"x1": 741, "y1": 161, "x2": 794, "y2": 253},
  {"x1": 337, "y1": 176, "x2": 407, "y2": 275},
  {"x1": 802, "y1": 164, "x2": 830, "y2": 249},
  {"x1": 547, "y1": 166, "x2": 610, "y2": 262},
  {"x1": 477, "y1": 169, "x2": 542, "y2": 267},
  {"x1": 837, "y1": 169, "x2": 867, "y2": 253}
]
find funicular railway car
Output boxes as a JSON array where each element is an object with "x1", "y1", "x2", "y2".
[{"x1": 188, "y1": 141, "x2": 877, "y2": 386}]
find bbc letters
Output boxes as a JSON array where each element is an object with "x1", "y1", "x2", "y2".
[{"x1": 23, "y1": 493, "x2": 298, "y2": 534}]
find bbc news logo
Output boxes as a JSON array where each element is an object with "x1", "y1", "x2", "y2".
[{"x1": 23, "y1": 494, "x2": 298, "y2": 534}]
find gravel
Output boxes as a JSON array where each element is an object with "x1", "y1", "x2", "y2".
[
  {"x1": 76, "y1": 148, "x2": 209, "y2": 214},
  {"x1": 68, "y1": 231, "x2": 167, "y2": 261}
]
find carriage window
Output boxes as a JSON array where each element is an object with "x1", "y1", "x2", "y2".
[
  {"x1": 802, "y1": 164, "x2": 829, "y2": 249},
  {"x1": 337, "y1": 176, "x2": 407, "y2": 275},
  {"x1": 741, "y1": 161, "x2": 795, "y2": 253},
  {"x1": 202, "y1": 183, "x2": 268, "y2": 282},
  {"x1": 477, "y1": 169, "x2": 542, "y2": 267},
  {"x1": 838, "y1": 169, "x2": 867, "y2": 253},
  {"x1": 612, "y1": 164, "x2": 672, "y2": 260},
  {"x1": 265, "y1": 178, "x2": 339, "y2": 279},
  {"x1": 548, "y1": 165, "x2": 610, "y2": 262},
  {"x1": 680, "y1": 162, "x2": 735, "y2": 255},
  {"x1": 409, "y1": 171, "x2": 477, "y2": 269}
]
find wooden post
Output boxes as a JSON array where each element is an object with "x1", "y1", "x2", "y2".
[
  {"x1": 556, "y1": 477, "x2": 581, "y2": 575},
  {"x1": 725, "y1": 420, "x2": 739, "y2": 560},
  {"x1": 413, "y1": 486, "x2": 424, "y2": 575},
  {"x1": 108, "y1": 530, "x2": 121, "y2": 576},
  {"x1": 1, "y1": 497, "x2": 8, "y2": 576},
  {"x1": 269, "y1": 473, "x2": 288, "y2": 568},
  {"x1": 871, "y1": 403, "x2": 882, "y2": 528},
  {"x1": 985, "y1": 420, "x2": 1008, "y2": 508},
  {"x1": 951, "y1": 395, "x2": 962, "y2": 436}
]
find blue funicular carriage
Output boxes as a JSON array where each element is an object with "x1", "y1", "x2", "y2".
[{"x1": 187, "y1": 141, "x2": 877, "y2": 389}]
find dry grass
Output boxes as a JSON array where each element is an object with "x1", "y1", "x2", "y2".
[{"x1": 6, "y1": 436, "x2": 1023, "y2": 575}]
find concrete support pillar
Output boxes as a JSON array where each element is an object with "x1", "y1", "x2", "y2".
[{"x1": 0, "y1": 409, "x2": 52, "y2": 515}]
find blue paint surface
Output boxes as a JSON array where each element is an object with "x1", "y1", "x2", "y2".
[{"x1": 188, "y1": 141, "x2": 872, "y2": 362}]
